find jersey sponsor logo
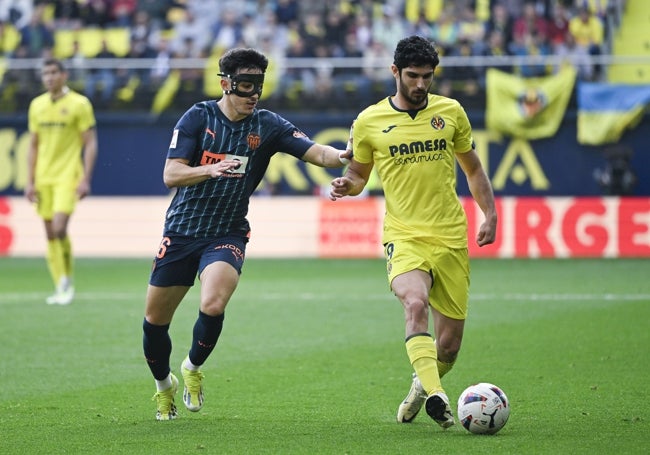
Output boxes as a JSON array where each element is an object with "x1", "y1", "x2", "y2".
[
  {"x1": 382, "y1": 125, "x2": 397, "y2": 133},
  {"x1": 200, "y1": 151, "x2": 248, "y2": 177},
  {"x1": 388, "y1": 139, "x2": 447, "y2": 157},
  {"x1": 389, "y1": 140, "x2": 447, "y2": 165},
  {"x1": 247, "y1": 133, "x2": 261, "y2": 150},
  {"x1": 170, "y1": 129, "x2": 179, "y2": 148},
  {"x1": 292, "y1": 129, "x2": 308, "y2": 138},
  {"x1": 201, "y1": 150, "x2": 226, "y2": 165},
  {"x1": 430, "y1": 116, "x2": 445, "y2": 130}
]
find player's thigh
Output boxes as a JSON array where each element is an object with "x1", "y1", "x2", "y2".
[
  {"x1": 199, "y1": 261, "x2": 240, "y2": 315},
  {"x1": 197, "y1": 236, "x2": 247, "y2": 315},
  {"x1": 145, "y1": 284, "x2": 191, "y2": 325}
]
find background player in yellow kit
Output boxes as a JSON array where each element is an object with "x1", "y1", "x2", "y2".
[
  {"x1": 330, "y1": 36, "x2": 497, "y2": 429},
  {"x1": 25, "y1": 58, "x2": 98, "y2": 305}
]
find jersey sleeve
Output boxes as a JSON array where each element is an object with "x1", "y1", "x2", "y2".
[
  {"x1": 268, "y1": 112, "x2": 314, "y2": 159},
  {"x1": 77, "y1": 96, "x2": 96, "y2": 132},
  {"x1": 454, "y1": 103, "x2": 474, "y2": 154},
  {"x1": 351, "y1": 113, "x2": 372, "y2": 164},
  {"x1": 167, "y1": 105, "x2": 204, "y2": 160}
]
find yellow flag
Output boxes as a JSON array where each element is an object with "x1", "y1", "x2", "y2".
[{"x1": 486, "y1": 66, "x2": 577, "y2": 139}]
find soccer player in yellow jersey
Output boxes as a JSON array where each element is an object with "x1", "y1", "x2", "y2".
[
  {"x1": 330, "y1": 36, "x2": 497, "y2": 429},
  {"x1": 25, "y1": 58, "x2": 98, "y2": 305}
]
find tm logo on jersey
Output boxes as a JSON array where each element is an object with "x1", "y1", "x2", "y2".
[{"x1": 382, "y1": 125, "x2": 397, "y2": 133}]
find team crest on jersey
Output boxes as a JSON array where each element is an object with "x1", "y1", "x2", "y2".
[
  {"x1": 431, "y1": 116, "x2": 445, "y2": 130},
  {"x1": 247, "y1": 133, "x2": 261, "y2": 150},
  {"x1": 292, "y1": 129, "x2": 308, "y2": 138}
]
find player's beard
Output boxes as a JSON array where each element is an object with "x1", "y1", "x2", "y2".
[{"x1": 399, "y1": 79, "x2": 428, "y2": 108}]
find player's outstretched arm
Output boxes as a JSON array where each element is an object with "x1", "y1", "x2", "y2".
[{"x1": 302, "y1": 144, "x2": 352, "y2": 168}]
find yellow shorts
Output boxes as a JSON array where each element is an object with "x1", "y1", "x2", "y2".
[
  {"x1": 35, "y1": 182, "x2": 78, "y2": 220},
  {"x1": 384, "y1": 239, "x2": 470, "y2": 320}
]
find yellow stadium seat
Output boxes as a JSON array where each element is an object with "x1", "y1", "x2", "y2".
[
  {"x1": 53, "y1": 29, "x2": 76, "y2": 58},
  {"x1": 79, "y1": 28, "x2": 103, "y2": 57},
  {"x1": 103, "y1": 28, "x2": 130, "y2": 57},
  {"x1": 1, "y1": 24, "x2": 20, "y2": 53}
]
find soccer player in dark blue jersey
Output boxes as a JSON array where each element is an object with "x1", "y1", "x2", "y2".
[{"x1": 143, "y1": 47, "x2": 352, "y2": 420}]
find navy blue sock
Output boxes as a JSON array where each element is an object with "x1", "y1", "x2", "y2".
[
  {"x1": 143, "y1": 318, "x2": 172, "y2": 380},
  {"x1": 188, "y1": 311, "x2": 225, "y2": 366}
]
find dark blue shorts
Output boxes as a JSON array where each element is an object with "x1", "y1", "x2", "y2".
[{"x1": 149, "y1": 235, "x2": 248, "y2": 287}]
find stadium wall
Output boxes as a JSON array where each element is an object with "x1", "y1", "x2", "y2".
[
  {"x1": 1, "y1": 195, "x2": 648, "y2": 258},
  {"x1": 1, "y1": 111, "x2": 648, "y2": 258},
  {"x1": 1, "y1": 111, "x2": 649, "y2": 197}
]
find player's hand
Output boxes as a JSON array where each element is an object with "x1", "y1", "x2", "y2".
[
  {"x1": 338, "y1": 149, "x2": 353, "y2": 165},
  {"x1": 24, "y1": 183, "x2": 37, "y2": 203},
  {"x1": 329, "y1": 177, "x2": 352, "y2": 201},
  {"x1": 77, "y1": 179, "x2": 91, "y2": 199},
  {"x1": 476, "y1": 219, "x2": 496, "y2": 247},
  {"x1": 209, "y1": 159, "x2": 242, "y2": 178}
]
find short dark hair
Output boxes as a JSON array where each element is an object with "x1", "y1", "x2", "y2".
[
  {"x1": 219, "y1": 48, "x2": 269, "y2": 75},
  {"x1": 393, "y1": 36, "x2": 439, "y2": 71},
  {"x1": 43, "y1": 58, "x2": 66, "y2": 72}
]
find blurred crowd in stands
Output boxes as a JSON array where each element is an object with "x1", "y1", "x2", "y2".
[{"x1": 0, "y1": 0, "x2": 623, "y2": 113}]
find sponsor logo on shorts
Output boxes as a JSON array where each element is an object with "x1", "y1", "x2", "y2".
[{"x1": 215, "y1": 243, "x2": 245, "y2": 262}]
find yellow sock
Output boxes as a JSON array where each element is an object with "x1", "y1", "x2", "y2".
[
  {"x1": 61, "y1": 236, "x2": 73, "y2": 279},
  {"x1": 46, "y1": 239, "x2": 65, "y2": 288},
  {"x1": 437, "y1": 359, "x2": 456, "y2": 378},
  {"x1": 405, "y1": 334, "x2": 443, "y2": 395}
]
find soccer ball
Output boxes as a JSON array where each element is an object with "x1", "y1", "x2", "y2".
[{"x1": 457, "y1": 383, "x2": 510, "y2": 435}]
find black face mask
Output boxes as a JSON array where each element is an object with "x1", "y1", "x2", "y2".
[{"x1": 218, "y1": 73, "x2": 265, "y2": 97}]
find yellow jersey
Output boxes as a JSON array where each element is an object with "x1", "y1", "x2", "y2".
[
  {"x1": 353, "y1": 94, "x2": 474, "y2": 248},
  {"x1": 28, "y1": 88, "x2": 95, "y2": 185}
]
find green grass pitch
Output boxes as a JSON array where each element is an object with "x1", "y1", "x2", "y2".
[{"x1": 0, "y1": 257, "x2": 648, "y2": 454}]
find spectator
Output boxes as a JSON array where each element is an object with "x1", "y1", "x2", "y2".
[
  {"x1": 85, "y1": 39, "x2": 118, "y2": 105},
  {"x1": 555, "y1": 31, "x2": 594, "y2": 81},
  {"x1": 18, "y1": 3, "x2": 54, "y2": 58},
  {"x1": 429, "y1": 7, "x2": 460, "y2": 54},
  {"x1": 80, "y1": 0, "x2": 112, "y2": 29},
  {"x1": 211, "y1": 8, "x2": 244, "y2": 55},
  {"x1": 172, "y1": 9, "x2": 211, "y2": 57},
  {"x1": 513, "y1": 2, "x2": 549, "y2": 43},
  {"x1": 371, "y1": 4, "x2": 406, "y2": 55},
  {"x1": 547, "y1": 1, "x2": 571, "y2": 49},
  {"x1": 485, "y1": 1, "x2": 514, "y2": 45},
  {"x1": 323, "y1": 8, "x2": 349, "y2": 57},
  {"x1": 569, "y1": 5, "x2": 604, "y2": 79},
  {"x1": 274, "y1": 0, "x2": 300, "y2": 26},
  {"x1": 509, "y1": 30, "x2": 552, "y2": 77},
  {"x1": 53, "y1": 0, "x2": 83, "y2": 29},
  {"x1": 66, "y1": 40, "x2": 87, "y2": 92},
  {"x1": 332, "y1": 32, "x2": 373, "y2": 105},
  {"x1": 110, "y1": 0, "x2": 137, "y2": 27},
  {"x1": 136, "y1": 0, "x2": 175, "y2": 30},
  {"x1": 362, "y1": 38, "x2": 394, "y2": 95}
]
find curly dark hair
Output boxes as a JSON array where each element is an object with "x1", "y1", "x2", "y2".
[
  {"x1": 393, "y1": 36, "x2": 440, "y2": 71},
  {"x1": 219, "y1": 48, "x2": 269, "y2": 75}
]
